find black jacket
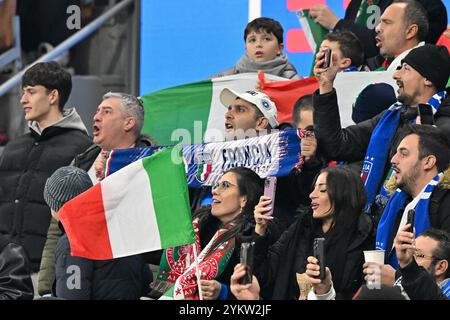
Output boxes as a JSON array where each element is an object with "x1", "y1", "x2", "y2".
[
  {"x1": 0, "y1": 234, "x2": 33, "y2": 300},
  {"x1": 0, "y1": 110, "x2": 92, "y2": 271},
  {"x1": 54, "y1": 232, "x2": 151, "y2": 300},
  {"x1": 253, "y1": 210, "x2": 373, "y2": 300},
  {"x1": 396, "y1": 258, "x2": 448, "y2": 300},
  {"x1": 335, "y1": 0, "x2": 447, "y2": 61}
]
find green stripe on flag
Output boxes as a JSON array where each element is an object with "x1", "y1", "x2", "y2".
[
  {"x1": 296, "y1": 9, "x2": 328, "y2": 76},
  {"x1": 141, "y1": 81, "x2": 213, "y2": 146},
  {"x1": 142, "y1": 148, "x2": 195, "y2": 248}
]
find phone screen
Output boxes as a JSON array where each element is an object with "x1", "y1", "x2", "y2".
[
  {"x1": 313, "y1": 238, "x2": 326, "y2": 280},
  {"x1": 418, "y1": 104, "x2": 435, "y2": 125},
  {"x1": 239, "y1": 242, "x2": 255, "y2": 285},
  {"x1": 263, "y1": 177, "x2": 277, "y2": 216},
  {"x1": 406, "y1": 209, "x2": 415, "y2": 233},
  {"x1": 322, "y1": 48, "x2": 332, "y2": 68}
]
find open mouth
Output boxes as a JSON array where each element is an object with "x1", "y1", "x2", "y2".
[
  {"x1": 375, "y1": 37, "x2": 382, "y2": 47},
  {"x1": 93, "y1": 124, "x2": 101, "y2": 136},
  {"x1": 225, "y1": 122, "x2": 234, "y2": 131},
  {"x1": 311, "y1": 203, "x2": 319, "y2": 211},
  {"x1": 212, "y1": 198, "x2": 221, "y2": 205},
  {"x1": 23, "y1": 107, "x2": 31, "y2": 113}
]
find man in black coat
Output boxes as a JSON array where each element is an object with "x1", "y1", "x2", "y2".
[
  {"x1": 0, "y1": 62, "x2": 92, "y2": 281},
  {"x1": 309, "y1": 0, "x2": 447, "y2": 60},
  {"x1": 313, "y1": 44, "x2": 450, "y2": 218}
]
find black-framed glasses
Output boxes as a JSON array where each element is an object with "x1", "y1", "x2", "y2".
[
  {"x1": 413, "y1": 251, "x2": 442, "y2": 261},
  {"x1": 212, "y1": 180, "x2": 236, "y2": 191}
]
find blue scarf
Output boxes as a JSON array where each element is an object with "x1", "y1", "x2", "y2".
[
  {"x1": 376, "y1": 173, "x2": 442, "y2": 269},
  {"x1": 362, "y1": 91, "x2": 446, "y2": 212},
  {"x1": 441, "y1": 279, "x2": 450, "y2": 298},
  {"x1": 105, "y1": 129, "x2": 302, "y2": 188}
]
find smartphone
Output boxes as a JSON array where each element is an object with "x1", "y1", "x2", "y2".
[
  {"x1": 263, "y1": 176, "x2": 277, "y2": 216},
  {"x1": 313, "y1": 238, "x2": 326, "y2": 280},
  {"x1": 406, "y1": 209, "x2": 415, "y2": 233},
  {"x1": 239, "y1": 242, "x2": 255, "y2": 285},
  {"x1": 322, "y1": 48, "x2": 332, "y2": 68},
  {"x1": 418, "y1": 104, "x2": 435, "y2": 125}
]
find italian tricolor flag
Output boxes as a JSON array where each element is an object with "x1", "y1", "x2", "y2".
[
  {"x1": 140, "y1": 73, "x2": 318, "y2": 146},
  {"x1": 58, "y1": 148, "x2": 195, "y2": 260}
]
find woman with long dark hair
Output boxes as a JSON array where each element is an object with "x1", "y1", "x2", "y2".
[
  {"x1": 253, "y1": 166, "x2": 374, "y2": 299},
  {"x1": 153, "y1": 167, "x2": 263, "y2": 300}
]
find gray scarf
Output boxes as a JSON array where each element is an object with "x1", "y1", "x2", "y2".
[{"x1": 235, "y1": 53, "x2": 298, "y2": 79}]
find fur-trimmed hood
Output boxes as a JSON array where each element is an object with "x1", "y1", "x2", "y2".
[{"x1": 385, "y1": 166, "x2": 450, "y2": 194}]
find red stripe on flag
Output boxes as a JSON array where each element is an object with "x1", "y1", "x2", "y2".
[
  {"x1": 58, "y1": 183, "x2": 113, "y2": 260},
  {"x1": 287, "y1": 0, "x2": 326, "y2": 11},
  {"x1": 343, "y1": 0, "x2": 352, "y2": 9},
  {"x1": 286, "y1": 29, "x2": 313, "y2": 53},
  {"x1": 260, "y1": 74, "x2": 319, "y2": 124}
]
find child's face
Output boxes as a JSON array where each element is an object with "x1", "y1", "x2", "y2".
[{"x1": 245, "y1": 29, "x2": 283, "y2": 62}]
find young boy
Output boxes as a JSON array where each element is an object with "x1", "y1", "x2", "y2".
[{"x1": 213, "y1": 17, "x2": 300, "y2": 79}]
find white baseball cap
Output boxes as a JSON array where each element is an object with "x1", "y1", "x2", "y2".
[{"x1": 220, "y1": 88, "x2": 279, "y2": 128}]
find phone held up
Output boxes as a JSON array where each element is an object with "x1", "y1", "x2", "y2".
[
  {"x1": 406, "y1": 209, "x2": 415, "y2": 233},
  {"x1": 322, "y1": 48, "x2": 332, "y2": 69},
  {"x1": 418, "y1": 104, "x2": 435, "y2": 125},
  {"x1": 313, "y1": 238, "x2": 326, "y2": 280},
  {"x1": 263, "y1": 176, "x2": 277, "y2": 216},
  {"x1": 239, "y1": 242, "x2": 255, "y2": 285}
]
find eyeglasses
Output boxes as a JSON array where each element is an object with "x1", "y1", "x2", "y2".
[
  {"x1": 413, "y1": 251, "x2": 442, "y2": 261},
  {"x1": 212, "y1": 180, "x2": 236, "y2": 191}
]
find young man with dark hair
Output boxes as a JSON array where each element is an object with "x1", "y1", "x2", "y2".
[
  {"x1": 363, "y1": 125, "x2": 450, "y2": 287},
  {"x1": 0, "y1": 62, "x2": 92, "y2": 292},
  {"x1": 212, "y1": 17, "x2": 299, "y2": 79}
]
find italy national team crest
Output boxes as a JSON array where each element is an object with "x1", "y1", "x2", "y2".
[
  {"x1": 361, "y1": 156, "x2": 374, "y2": 185},
  {"x1": 196, "y1": 163, "x2": 212, "y2": 183}
]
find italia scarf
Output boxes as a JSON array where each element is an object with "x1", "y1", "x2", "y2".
[
  {"x1": 105, "y1": 129, "x2": 302, "y2": 188},
  {"x1": 376, "y1": 173, "x2": 442, "y2": 269},
  {"x1": 362, "y1": 91, "x2": 446, "y2": 212},
  {"x1": 153, "y1": 219, "x2": 235, "y2": 300}
]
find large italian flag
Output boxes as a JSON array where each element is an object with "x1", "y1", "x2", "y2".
[
  {"x1": 140, "y1": 73, "x2": 318, "y2": 146},
  {"x1": 58, "y1": 147, "x2": 195, "y2": 260}
]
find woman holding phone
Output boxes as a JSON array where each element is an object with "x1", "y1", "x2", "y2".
[
  {"x1": 152, "y1": 167, "x2": 263, "y2": 300},
  {"x1": 252, "y1": 166, "x2": 374, "y2": 299}
]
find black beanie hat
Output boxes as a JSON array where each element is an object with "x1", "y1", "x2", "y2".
[
  {"x1": 44, "y1": 166, "x2": 93, "y2": 212},
  {"x1": 401, "y1": 44, "x2": 450, "y2": 92}
]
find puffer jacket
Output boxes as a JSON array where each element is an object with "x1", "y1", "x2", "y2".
[{"x1": 0, "y1": 109, "x2": 92, "y2": 272}]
